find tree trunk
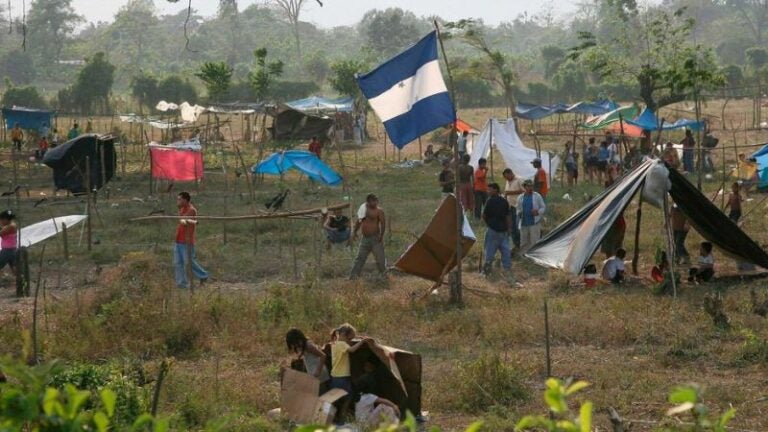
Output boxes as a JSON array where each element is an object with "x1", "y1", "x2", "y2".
[{"x1": 292, "y1": 21, "x2": 302, "y2": 66}]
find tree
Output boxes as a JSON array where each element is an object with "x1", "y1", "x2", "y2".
[
  {"x1": 329, "y1": 59, "x2": 367, "y2": 98},
  {"x1": 0, "y1": 50, "x2": 36, "y2": 85},
  {"x1": 195, "y1": 61, "x2": 233, "y2": 102},
  {"x1": 249, "y1": 48, "x2": 284, "y2": 100},
  {"x1": 746, "y1": 47, "x2": 768, "y2": 125},
  {"x1": 72, "y1": 52, "x2": 116, "y2": 114},
  {"x1": 719, "y1": 0, "x2": 768, "y2": 45},
  {"x1": 157, "y1": 76, "x2": 198, "y2": 104},
  {"x1": 447, "y1": 19, "x2": 519, "y2": 116},
  {"x1": 112, "y1": 0, "x2": 159, "y2": 77},
  {"x1": 130, "y1": 73, "x2": 158, "y2": 114},
  {"x1": 359, "y1": 8, "x2": 424, "y2": 59},
  {"x1": 26, "y1": 0, "x2": 83, "y2": 74},
  {"x1": 304, "y1": 51, "x2": 330, "y2": 85},
  {"x1": 1, "y1": 79, "x2": 47, "y2": 108},
  {"x1": 267, "y1": 0, "x2": 324, "y2": 65},
  {"x1": 540, "y1": 45, "x2": 566, "y2": 80},
  {"x1": 571, "y1": 4, "x2": 722, "y2": 111}
]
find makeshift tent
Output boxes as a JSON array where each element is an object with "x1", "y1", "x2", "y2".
[
  {"x1": 469, "y1": 118, "x2": 561, "y2": 180},
  {"x1": 285, "y1": 96, "x2": 354, "y2": 113},
  {"x1": 606, "y1": 121, "x2": 645, "y2": 138},
  {"x1": 2, "y1": 106, "x2": 54, "y2": 132},
  {"x1": 267, "y1": 104, "x2": 334, "y2": 141},
  {"x1": 516, "y1": 100, "x2": 618, "y2": 120},
  {"x1": 525, "y1": 159, "x2": 768, "y2": 274},
  {"x1": 627, "y1": 107, "x2": 704, "y2": 131},
  {"x1": 581, "y1": 105, "x2": 639, "y2": 131},
  {"x1": 752, "y1": 144, "x2": 768, "y2": 189},
  {"x1": 252, "y1": 150, "x2": 342, "y2": 186},
  {"x1": 149, "y1": 139, "x2": 204, "y2": 182},
  {"x1": 567, "y1": 100, "x2": 619, "y2": 115},
  {"x1": 393, "y1": 194, "x2": 476, "y2": 283},
  {"x1": 43, "y1": 134, "x2": 116, "y2": 194},
  {"x1": 0, "y1": 216, "x2": 87, "y2": 250},
  {"x1": 455, "y1": 119, "x2": 479, "y2": 134}
]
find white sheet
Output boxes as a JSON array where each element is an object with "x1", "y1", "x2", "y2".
[
  {"x1": 0, "y1": 215, "x2": 87, "y2": 250},
  {"x1": 469, "y1": 119, "x2": 560, "y2": 181}
]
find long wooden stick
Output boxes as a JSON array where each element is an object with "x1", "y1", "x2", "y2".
[{"x1": 130, "y1": 203, "x2": 350, "y2": 222}]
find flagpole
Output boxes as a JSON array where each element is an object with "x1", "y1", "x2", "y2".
[{"x1": 434, "y1": 20, "x2": 463, "y2": 306}]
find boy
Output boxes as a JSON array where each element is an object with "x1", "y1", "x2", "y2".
[
  {"x1": 473, "y1": 158, "x2": 489, "y2": 219},
  {"x1": 602, "y1": 248, "x2": 626, "y2": 284},
  {"x1": 531, "y1": 158, "x2": 548, "y2": 198},
  {"x1": 438, "y1": 160, "x2": 454, "y2": 197},
  {"x1": 324, "y1": 208, "x2": 351, "y2": 249},
  {"x1": 724, "y1": 182, "x2": 743, "y2": 223},
  {"x1": 689, "y1": 242, "x2": 715, "y2": 283}
]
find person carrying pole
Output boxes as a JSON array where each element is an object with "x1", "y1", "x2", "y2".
[{"x1": 174, "y1": 192, "x2": 209, "y2": 289}]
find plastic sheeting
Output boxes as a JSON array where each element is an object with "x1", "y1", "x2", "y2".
[
  {"x1": 252, "y1": 150, "x2": 342, "y2": 186},
  {"x1": 286, "y1": 96, "x2": 354, "y2": 113},
  {"x1": 43, "y1": 134, "x2": 116, "y2": 194},
  {"x1": 3, "y1": 106, "x2": 54, "y2": 132},
  {"x1": 581, "y1": 105, "x2": 639, "y2": 130},
  {"x1": 627, "y1": 108, "x2": 704, "y2": 131},
  {"x1": 642, "y1": 162, "x2": 671, "y2": 208},
  {"x1": 0, "y1": 215, "x2": 87, "y2": 250},
  {"x1": 469, "y1": 119, "x2": 560, "y2": 180},
  {"x1": 149, "y1": 140, "x2": 204, "y2": 182}
]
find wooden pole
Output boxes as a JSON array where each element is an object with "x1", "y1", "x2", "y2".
[
  {"x1": 233, "y1": 144, "x2": 259, "y2": 254},
  {"x1": 99, "y1": 141, "x2": 107, "y2": 198},
  {"x1": 186, "y1": 221, "x2": 194, "y2": 293},
  {"x1": 631, "y1": 187, "x2": 644, "y2": 276},
  {"x1": 663, "y1": 194, "x2": 677, "y2": 299},
  {"x1": 544, "y1": 298, "x2": 552, "y2": 378},
  {"x1": 418, "y1": 136, "x2": 423, "y2": 160},
  {"x1": 489, "y1": 120, "x2": 495, "y2": 180},
  {"x1": 86, "y1": 156, "x2": 92, "y2": 252},
  {"x1": 61, "y1": 223, "x2": 69, "y2": 261}
]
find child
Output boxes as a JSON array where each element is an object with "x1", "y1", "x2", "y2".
[
  {"x1": 601, "y1": 248, "x2": 626, "y2": 284},
  {"x1": 36, "y1": 135, "x2": 49, "y2": 161},
  {"x1": 0, "y1": 210, "x2": 18, "y2": 278},
  {"x1": 689, "y1": 242, "x2": 715, "y2": 283},
  {"x1": 285, "y1": 328, "x2": 329, "y2": 382},
  {"x1": 724, "y1": 182, "x2": 743, "y2": 223},
  {"x1": 330, "y1": 323, "x2": 371, "y2": 393},
  {"x1": 354, "y1": 374, "x2": 400, "y2": 428}
]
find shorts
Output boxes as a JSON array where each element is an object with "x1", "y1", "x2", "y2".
[
  {"x1": 0, "y1": 248, "x2": 17, "y2": 270},
  {"x1": 597, "y1": 161, "x2": 608, "y2": 172},
  {"x1": 330, "y1": 376, "x2": 353, "y2": 393},
  {"x1": 586, "y1": 157, "x2": 598, "y2": 168}
]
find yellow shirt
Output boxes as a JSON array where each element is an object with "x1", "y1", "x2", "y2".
[{"x1": 331, "y1": 341, "x2": 351, "y2": 378}]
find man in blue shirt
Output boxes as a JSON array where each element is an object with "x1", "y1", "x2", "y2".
[
  {"x1": 517, "y1": 179, "x2": 546, "y2": 252},
  {"x1": 482, "y1": 183, "x2": 512, "y2": 278}
]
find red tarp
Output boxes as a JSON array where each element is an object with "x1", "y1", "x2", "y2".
[
  {"x1": 606, "y1": 122, "x2": 645, "y2": 138},
  {"x1": 455, "y1": 119, "x2": 477, "y2": 134},
  {"x1": 150, "y1": 147, "x2": 203, "y2": 181}
]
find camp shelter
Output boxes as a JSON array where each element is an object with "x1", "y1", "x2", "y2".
[
  {"x1": 469, "y1": 118, "x2": 561, "y2": 180},
  {"x1": 525, "y1": 159, "x2": 768, "y2": 274},
  {"x1": 752, "y1": 144, "x2": 768, "y2": 189},
  {"x1": 43, "y1": 134, "x2": 116, "y2": 194},
  {"x1": 5, "y1": 216, "x2": 87, "y2": 249},
  {"x1": 2, "y1": 106, "x2": 54, "y2": 132},
  {"x1": 393, "y1": 194, "x2": 476, "y2": 283},
  {"x1": 267, "y1": 104, "x2": 334, "y2": 141},
  {"x1": 515, "y1": 100, "x2": 617, "y2": 120},
  {"x1": 581, "y1": 105, "x2": 639, "y2": 131},
  {"x1": 149, "y1": 139, "x2": 204, "y2": 182},
  {"x1": 627, "y1": 107, "x2": 704, "y2": 131},
  {"x1": 286, "y1": 96, "x2": 354, "y2": 114},
  {"x1": 252, "y1": 150, "x2": 342, "y2": 186}
]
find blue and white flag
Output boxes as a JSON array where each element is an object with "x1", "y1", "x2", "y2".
[{"x1": 356, "y1": 31, "x2": 456, "y2": 149}]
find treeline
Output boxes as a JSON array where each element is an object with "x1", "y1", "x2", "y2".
[{"x1": 0, "y1": 0, "x2": 765, "y2": 113}]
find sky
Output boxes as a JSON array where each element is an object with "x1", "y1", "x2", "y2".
[{"x1": 17, "y1": 0, "x2": 580, "y2": 28}]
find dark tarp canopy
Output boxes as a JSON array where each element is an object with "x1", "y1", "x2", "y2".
[
  {"x1": 268, "y1": 104, "x2": 334, "y2": 141},
  {"x1": 42, "y1": 134, "x2": 116, "y2": 194},
  {"x1": 525, "y1": 159, "x2": 768, "y2": 274}
]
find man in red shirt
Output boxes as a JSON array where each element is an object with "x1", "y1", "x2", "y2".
[
  {"x1": 308, "y1": 136, "x2": 322, "y2": 158},
  {"x1": 473, "y1": 158, "x2": 489, "y2": 219},
  {"x1": 531, "y1": 158, "x2": 549, "y2": 199},
  {"x1": 174, "y1": 192, "x2": 209, "y2": 289}
]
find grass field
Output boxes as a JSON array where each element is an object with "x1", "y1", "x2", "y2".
[{"x1": 1, "y1": 102, "x2": 768, "y2": 431}]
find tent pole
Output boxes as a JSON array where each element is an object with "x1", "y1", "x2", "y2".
[
  {"x1": 384, "y1": 129, "x2": 387, "y2": 161},
  {"x1": 86, "y1": 157, "x2": 92, "y2": 252},
  {"x1": 631, "y1": 185, "x2": 644, "y2": 276},
  {"x1": 418, "y1": 136, "x2": 423, "y2": 160},
  {"x1": 489, "y1": 120, "x2": 495, "y2": 180},
  {"x1": 663, "y1": 193, "x2": 677, "y2": 299}
]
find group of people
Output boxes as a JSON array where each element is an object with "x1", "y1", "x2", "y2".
[
  {"x1": 285, "y1": 325, "x2": 400, "y2": 427},
  {"x1": 8, "y1": 121, "x2": 84, "y2": 162}
]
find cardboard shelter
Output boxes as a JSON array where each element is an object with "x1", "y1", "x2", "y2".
[{"x1": 280, "y1": 341, "x2": 422, "y2": 425}]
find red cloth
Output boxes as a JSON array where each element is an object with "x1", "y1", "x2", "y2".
[
  {"x1": 308, "y1": 140, "x2": 322, "y2": 158},
  {"x1": 474, "y1": 167, "x2": 488, "y2": 192},
  {"x1": 175, "y1": 204, "x2": 197, "y2": 244},
  {"x1": 150, "y1": 147, "x2": 204, "y2": 182}
]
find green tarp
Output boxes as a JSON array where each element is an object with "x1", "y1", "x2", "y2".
[{"x1": 580, "y1": 105, "x2": 639, "y2": 130}]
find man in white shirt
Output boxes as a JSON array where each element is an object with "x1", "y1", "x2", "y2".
[
  {"x1": 516, "y1": 179, "x2": 546, "y2": 252},
  {"x1": 503, "y1": 168, "x2": 523, "y2": 249},
  {"x1": 457, "y1": 131, "x2": 468, "y2": 156},
  {"x1": 602, "y1": 248, "x2": 627, "y2": 284}
]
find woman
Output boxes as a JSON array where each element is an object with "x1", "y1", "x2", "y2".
[{"x1": 0, "y1": 210, "x2": 18, "y2": 278}]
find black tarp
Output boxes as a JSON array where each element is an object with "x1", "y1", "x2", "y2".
[
  {"x1": 525, "y1": 159, "x2": 768, "y2": 274},
  {"x1": 268, "y1": 104, "x2": 334, "y2": 141},
  {"x1": 42, "y1": 134, "x2": 116, "y2": 194},
  {"x1": 668, "y1": 168, "x2": 768, "y2": 268}
]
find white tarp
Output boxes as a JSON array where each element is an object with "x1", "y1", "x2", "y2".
[
  {"x1": 155, "y1": 101, "x2": 179, "y2": 112},
  {"x1": 148, "y1": 138, "x2": 202, "y2": 151},
  {"x1": 179, "y1": 102, "x2": 206, "y2": 123},
  {"x1": 0, "y1": 215, "x2": 87, "y2": 250},
  {"x1": 469, "y1": 119, "x2": 560, "y2": 180}
]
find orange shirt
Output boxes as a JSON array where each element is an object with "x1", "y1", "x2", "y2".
[
  {"x1": 474, "y1": 167, "x2": 488, "y2": 192},
  {"x1": 536, "y1": 168, "x2": 548, "y2": 198},
  {"x1": 175, "y1": 204, "x2": 197, "y2": 244}
]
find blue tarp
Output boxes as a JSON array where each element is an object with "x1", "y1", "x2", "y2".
[
  {"x1": 751, "y1": 144, "x2": 768, "y2": 189},
  {"x1": 627, "y1": 108, "x2": 704, "y2": 131},
  {"x1": 516, "y1": 99, "x2": 617, "y2": 120},
  {"x1": 252, "y1": 150, "x2": 343, "y2": 186},
  {"x1": 3, "y1": 106, "x2": 54, "y2": 132},
  {"x1": 286, "y1": 96, "x2": 354, "y2": 113}
]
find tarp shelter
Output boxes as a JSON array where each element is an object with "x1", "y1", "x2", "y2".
[
  {"x1": 516, "y1": 100, "x2": 618, "y2": 120},
  {"x1": 525, "y1": 159, "x2": 768, "y2": 274},
  {"x1": 286, "y1": 96, "x2": 354, "y2": 113},
  {"x1": 268, "y1": 104, "x2": 334, "y2": 141},
  {"x1": 149, "y1": 139, "x2": 204, "y2": 182},
  {"x1": 3, "y1": 106, "x2": 54, "y2": 133},
  {"x1": 455, "y1": 119, "x2": 478, "y2": 134},
  {"x1": 252, "y1": 150, "x2": 342, "y2": 186},
  {"x1": 469, "y1": 118, "x2": 561, "y2": 180},
  {"x1": 751, "y1": 144, "x2": 768, "y2": 189},
  {"x1": 43, "y1": 134, "x2": 116, "y2": 194},
  {"x1": 393, "y1": 194, "x2": 476, "y2": 283},
  {"x1": 581, "y1": 105, "x2": 639, "y2": 131},
  {"x1": 0, "y1": 216, "x2": 87, "y2": 250},
  {"x1": 627, "y1": 108, "x2": 704, "y2": 131}
]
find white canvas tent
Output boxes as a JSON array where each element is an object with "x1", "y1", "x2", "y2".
[{"x1": 469, "y1": 118, "x2": 560, "y2": 180}]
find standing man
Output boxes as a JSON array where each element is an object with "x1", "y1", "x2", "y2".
[
  {"x1": 482, "y1": 183, "x2": 512, "y2": 279},
  {"x1": 308, "y1": 136, "x2": 322, "y2": 159},
  {"x1": 438, "y1": 160, "x2": 454, "y2": 198},
  {"x1": 350, "y1": 194, "x2": 386, "y2": 280},
  {"x1": 473, "y1": 158, "x2": 489, "y2": 219},
  {"x1": 457, "y1": 131, "x2": 469, "y2": 157},
  {"x1": 671, "y1": 204, "x2": 690, "y2": 265},
  {"x1": 503, "y1": 168, "x2": 523, "y2": 250},
  {"x1": 531, "y1": 158, "x2": 549, "y2": 199},
  {"x1": 457, "y1": 154, "x2": 474, "y2": 216},
  {"x1": 68, "y1": 123, "x2": 80, "y2": 140},
  {"x1": 174, "y1": 192, "x2": 209, "y2": 289},
  {"x1": 517, "y1": 179, "x2": 546, "y2": 252},
  {"x1": 680, "y1": 129, "x2": 696, "y2": 173},
  {"x1": 10, "y1": 123, "x2": 23, "y2": 152}
]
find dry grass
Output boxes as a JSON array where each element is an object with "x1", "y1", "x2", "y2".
[{"x1": 0, "y1": 103, "x2": 768, "y2": 430}]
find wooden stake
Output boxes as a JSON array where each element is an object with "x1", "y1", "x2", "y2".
[
  {"x1": 61, "y1": 223, "x2": 69, "y2": 261},
  {"x1": 632, "y1": 187, "x2": 644, "y2": 276},
  {"x1": 86, "y1": 156, "x2": 92, "y2": 252},
  {"x1": 544, "y1": 298, "x2": 552, "y2": 378}
]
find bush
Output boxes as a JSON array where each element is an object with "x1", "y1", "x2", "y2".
[{"x1": 448, "y1": 353, "x2": 528, "y2": 412}]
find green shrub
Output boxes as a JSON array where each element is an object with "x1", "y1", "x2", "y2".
[{"x1": 448, "y1": 353, "x2": 528, "y2": 412}]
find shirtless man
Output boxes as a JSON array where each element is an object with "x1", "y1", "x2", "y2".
[{"x1": 350, "y1": 194, "x2": 387, "y2": 279}]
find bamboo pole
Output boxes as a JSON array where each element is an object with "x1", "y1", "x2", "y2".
[
  {"x1": 86, "y1": 157, "x2": 92, "y2": 252},
  {"x1": 631, "y1": 186, "x2": 644, "y2": 276},
  {"x1": 130, "y1": 203, "x2": 351, "y2": 222}
]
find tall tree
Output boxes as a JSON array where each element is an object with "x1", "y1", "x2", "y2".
[
  {"x1": 26, "y1": 0, "x2": 83, "y2": 74},
  {"x1": 249, "y1": 48, "x2": 284, "y2": 100},
  {"x1": 157, "y1": 76, "x2": 198, "y2": 103},
  {"x1": 719, "y1": 0, "x2": 768, "y2": 45},
  {"x1": 130, "y1": 73, "x2": 158, "y2": 114},
  {"x1": 267, "y1": 0, "x2": 324, "y2": 65},
  {"x1": 69, "y1": 52, "x2": 116, "y2": 114},
  {"x1": 329, "y1": 59, "x2": 367, "y2": 98},
  {"x1": 746, "y1": 47, "x2": 768, "y2": 125},
  {"x1": 358, "y1": 8, "x2": 424, "y2": 59},
  {"x1": 195, "y1": 61, "x2": 233, "y2": 102},
  {"x1": 113, "y1": 0, "x2": 159, "y2": 77}
]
